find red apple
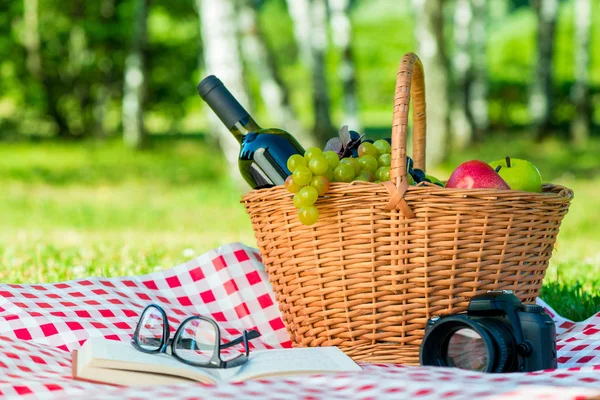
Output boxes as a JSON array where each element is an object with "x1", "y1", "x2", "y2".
[{"x1": 446, "y1": 160, "x2": 511, "y2": 189}]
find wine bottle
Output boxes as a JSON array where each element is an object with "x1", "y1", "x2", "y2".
[{"x1": 197, "y1": 76, "x2": 305, "y2": 189}]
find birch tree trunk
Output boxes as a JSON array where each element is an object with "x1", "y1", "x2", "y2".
[
  {"x1": 94, "y1": 0, "x2": 118, "y2": 138},
  {"x1": 469, "y1": 0, "x2": 488, "y2": 141},
  {"x1": 412, "y1": 0, "x2": 450, "y2": 166},
  {"x1": 328, "y1": 0, "x2": 360, "y2": 131},
  {"x1": 287, "y1": 0, "x2": 335, "y2": 145},
  {"x1": 309, "y1": 0, "x2": 335, "y2": 144},
  {"x1": 530, "y1": 0, "x2": 558, "y2": 140},
  {"x1": 23, "y1": 0, "x2": 70, "y2": 137},
  {"x1": 23, "y1": 0, "x2": 42, "y2": 78},
  {"x1": 197, "y1": 0, "x2": 249, "y2": 187},
  {"x1": 488, "y1": 0, "x2": 509, "y2": 22},
  {"x1": 238, "y1": 0, "x2": 312, "y2": 147},
  {"x1": 122, "y1": 0, "x2": 149, "y2": 149},
  {"x1": 451, "y1": 0, "x2": 473, "y2": 149},
  {"x1": 68, "y1": 13, "x2": 93, "y2": 137},
  {"x1": 285, "y1": 0, "x2": 312, "y2": 66},
  {"x1": 571, "y1": 0, "x2": 591, "y2": 146}
]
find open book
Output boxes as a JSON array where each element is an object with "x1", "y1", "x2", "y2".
[{"x1": 72, "y1": 337, "x2": 362, "y2": 386}]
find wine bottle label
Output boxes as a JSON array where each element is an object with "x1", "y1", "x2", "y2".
[
  {"x1": 253, "y1": 148, "x2": 286, "y2": 186},
  {"x1": 249, "y1": 162, "x2": 275, "y2": 188}
]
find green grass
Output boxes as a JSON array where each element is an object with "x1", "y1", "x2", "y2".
[
  {"x1": 0, "y1": 140, "x2": 256, "y2": 282},
  {"x1": 0, "y1": 137, "x2": 598, "y2": 321}
]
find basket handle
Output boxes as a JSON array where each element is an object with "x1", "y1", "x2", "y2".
[{"x1": 383, "y1": 53, "x2": 426, "y2": 218}]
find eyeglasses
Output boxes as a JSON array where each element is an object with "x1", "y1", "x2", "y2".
[{"x1": 131, "y1": 304, "x2": 261, "y2": 369}]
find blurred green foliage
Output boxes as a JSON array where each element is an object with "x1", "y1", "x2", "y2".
[
  {"x1": 0, "y1": 0, "x2": 598, "y2": 139},
  {"x1": 0, "y1": 139, "x2": 223, "y2": 185}
]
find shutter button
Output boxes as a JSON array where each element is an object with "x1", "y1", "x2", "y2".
[{"x1": 523, "y1": 304, "x2": 544, "y2": 313}]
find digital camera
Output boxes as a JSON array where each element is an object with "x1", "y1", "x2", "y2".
[{"x1": 420, "y1": 290, "x2": 557, "y2": 373}]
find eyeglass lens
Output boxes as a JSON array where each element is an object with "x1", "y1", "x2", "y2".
[
  {"x1": 137, "y1": 306, "x2": 165, "y2": 351},
  {"x1": 174, "y1": 318, "x2": 218, "y2": 364}
]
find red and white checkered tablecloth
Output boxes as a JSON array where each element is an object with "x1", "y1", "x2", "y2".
[{"x1": 0, "y1": 242, "x2": 599, "y2": 399}]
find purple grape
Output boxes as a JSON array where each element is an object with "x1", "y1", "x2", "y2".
[
  {"x1": 411, "y1": 168, "x2": 426, "y2": 183},
  {"x1": 406, "y1": 156, "x2": 414, "y2": 171},
  {"x1": 349, "y1": 130, "x2": 361, "y2": 142}
]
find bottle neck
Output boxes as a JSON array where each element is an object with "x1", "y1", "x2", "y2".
[
  {"x1": 197, "y1": 75, "x2": 261, "y2": 144},
  {"x1": 230, "y1": 115, "x2": 262, "y2": 142}
]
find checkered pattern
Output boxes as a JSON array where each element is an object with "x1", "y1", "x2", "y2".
[
  {"x1": 0, "y1": 243, "x2": 290, "y2": 353},
  {"x1": 0, "y1": 242, "x2": 599, "y2": 399}
]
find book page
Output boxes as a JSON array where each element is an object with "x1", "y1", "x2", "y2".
[
  {"x1": 230, "y1": 347, "x2": 362, "y2": 382},
  {"x1": 80, "y1": 337, "x2": 223, "y2": 384},
  {"x1": 79, "y1": 365, "x2": 195, "y2": 386},
  {"x1": 78, "y1": 338, "x2": 361, "y2": 385}
]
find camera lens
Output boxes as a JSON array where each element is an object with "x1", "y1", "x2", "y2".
[
  {"x1": 420, "y1": 316, "x2": 517, "y2": 373},
  {"x1": 446, "y1": 328, "x2": 489, "y2": 371}
]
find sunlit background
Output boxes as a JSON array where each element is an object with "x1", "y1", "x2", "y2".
[{"x1": 0, "y1": 0, "x2": 598, "y2": 319}]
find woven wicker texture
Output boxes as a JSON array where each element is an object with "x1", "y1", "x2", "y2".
[{"x1": 242, "y1": 52, "x2": 573, "y2": 364}]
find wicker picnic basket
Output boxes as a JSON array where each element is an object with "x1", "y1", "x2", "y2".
[{"x1": 242, "y1": 52, "x2": 573, "y2": 365}]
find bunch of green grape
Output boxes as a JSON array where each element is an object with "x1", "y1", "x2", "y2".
[
  {"x1": 334, "y1": 139, "x2": 393, "y2": 183},
  {"x1": 285, "y1": 139, "x2": 393, "y2": 226},
  {"x1": 285, "y1": 147, "x2": 337, "y2": 226}
]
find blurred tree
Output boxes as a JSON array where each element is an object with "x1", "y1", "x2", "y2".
[
  {"x1": 23, "y1": 0, "x2": 70, "y2": 137},
  {"x1": 0, "y1": 1, "x2": 21, "y2": 137},
  {"x1": 66, "y1": 1, "x2": 96, "y2": 138},
  {"x1": 286, "y1": 0, "x2": 335, "y2": 144},
  {"x1": 469, "y1": 0, "x2": 488, "y2": 142},
  {"x1": 309, "y1": 0, "x2": 335, "y2": 143},
  {"x1": 23, "y1": 0, "x2": 42, "y2": 78},
  {"x1": 238, "y1": 0, "x2": 308, "y2": 145},
  {"x1": 285, "y1": 0, "x2": 311, "y2": 66},
  {"x1": 328, "y1": 0, "x2": 361, "y2": 132},
  {"x1": 529, "y1": 0, "x2": 558, "y2": 140},
  {"x1": 145, "y1": 2, "x2": 201, "y2": 136},
  {"x1": 122, "y1": 0, "x2": 149, "y2": 149},
  {"x1": 451, "y1": 0, "x2": 473, "y2": 149},
  {"x1": 93, "y1": 0, "x2": 121, "y2": 138},
  {"x1": 91, "y1": 0, "x2": 131, "y2": 138},
  {"x1": 571, "y1": 0, "x2": 592, "y2": 146},
  {"x1": 197, "y1": 0, "x2": 248, "y2": 187},
  {"x1": 412, "y1": 0, "x2": 451, "y2": 166},
  {"x1": 488, "y1": 0, "x2": 509, "y2": 21},
  {"x1": 19, "y1": 0, "x2": 128, "y2": 139},
  {"x1": 2, "y1": 0, "x2": 598, "y2": 142}
]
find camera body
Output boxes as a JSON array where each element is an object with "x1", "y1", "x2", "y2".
[{"x1": 420, "y1": 291, "x2": 557, "y2": 373}]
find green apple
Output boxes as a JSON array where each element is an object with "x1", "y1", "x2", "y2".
[{"x1": 488, "y1": 157, "x2": 542, "y2": 193}]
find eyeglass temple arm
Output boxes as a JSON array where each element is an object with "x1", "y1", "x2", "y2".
[{"x1": 220, "y1": 329, "x2": 261, "y2": 349}]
